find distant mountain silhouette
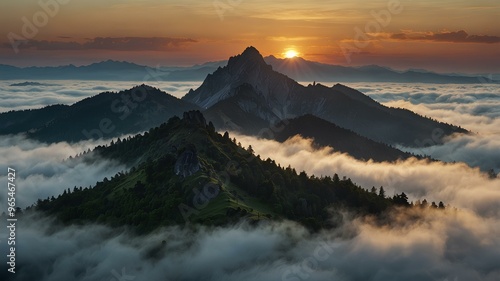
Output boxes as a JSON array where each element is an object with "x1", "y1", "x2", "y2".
[
  {"x1": 183, "y1": 47, "x2": 468, "y2": 147},
  {"x1": 0, "y1": 85, "x2": 199, "y2": 142},
  {"x1": 0, "y1": 47, "x2": 470, "y2": 159},
  {"x1": 0, "y1": 56, "x2": 495, "y2": 83},
  {"x1": 263, "y1": 56, "x2": 496, "y2": 83},
  {"x1": 9, "y1": 81, "x2": 58, "y2": 87},
  {"x1": 0, "y1": 60, "x2": 218, "y2": 81}
]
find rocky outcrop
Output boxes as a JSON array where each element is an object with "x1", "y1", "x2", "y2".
[
  {"x1": 174, "y1": 148, "x2": 201, "y2": 178},
  {"x1": 181, "y1": 46, "x2": 467, "y2": 147},
  {"x1": 183, "y1": 110, "x2": 207, "y2": 127}
]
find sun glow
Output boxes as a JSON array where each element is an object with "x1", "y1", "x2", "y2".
[{"x1": 284, "y1": 50, "x2": 298, "y2": 58}]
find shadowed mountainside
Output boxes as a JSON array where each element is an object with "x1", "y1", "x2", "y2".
[
  {"x1": 183, "y1": 46, "x2": 468, "y2": 147},
  {"x1": 0, "y1": 85, "x2": 199, "y2": 142},
  {"x1": 273, "y1": 114, "x2": 419, "y2": 162},
  {"x1": 34, "y1": 111, "x2": 417, "y2": 233}
]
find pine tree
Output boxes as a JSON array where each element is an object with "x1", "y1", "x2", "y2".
[{"x1": 378, "y1": 186, "x2": 385, "y2": 198}]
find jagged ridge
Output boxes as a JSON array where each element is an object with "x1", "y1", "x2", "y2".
[{"x1": 183, "y1": 47, "x2": 468, "y2": 147}]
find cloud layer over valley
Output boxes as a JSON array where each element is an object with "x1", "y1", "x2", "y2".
[
  {"x1": 335, "y1": 83, "x2": 500, "y2": 172},
  {"x1": 1, "y1": 81, "x2": 499, "y2": 281},
  {"x1": 0, "y1": 135, "x2": 126, "y2": 208},
  {"x1": 0, "y1": 80, "x2": 202, "y2": 112},
  {"x1": 3, "y1": 192, "x2": 500, "y2": 281}
]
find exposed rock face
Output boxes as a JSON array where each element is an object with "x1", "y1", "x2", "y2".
[
  {"x1": 298, "y1": 198, "x2": 312, "y2": 216},
  {"x1": 174, "y1": 148, "x2": 201, "y2": 178},
  {"x1": 182, "y1": 46, "x2": 288, "y2": 109},
  {"x1": 182, "y1": 46, "x2": 467, "y2": 147},
  {"x1": 183, "y1": 110, "x2": 207, "y2": 127}
]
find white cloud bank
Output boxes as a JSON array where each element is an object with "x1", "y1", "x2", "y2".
[
  {"x1": 0, "y1": 82, "x2": 498, "y2": 281},
  {"x1": 2, "y1": 205, "x2": 499, "y2": 281},
  {"x1": 0, "y1": 80, "x2": 202, "y2": 112},
  {"x1": 0, "y1": 134, "x2": 126, "y2": 208},
  {"x1": 348, "y1": 83, "x2": 500, "y2": 172}
]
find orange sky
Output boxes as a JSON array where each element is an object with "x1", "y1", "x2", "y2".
[{"x1": 1, "y1": 0, "x2": 499, "y2": 73}]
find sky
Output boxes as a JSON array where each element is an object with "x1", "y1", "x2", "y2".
[{"x1": 1, "y1": 0, "x2": 499, "y2": 73}]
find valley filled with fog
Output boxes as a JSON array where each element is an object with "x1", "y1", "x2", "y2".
[{"x1": 1, "y1": 80, "x2": 499, "y2": 281}]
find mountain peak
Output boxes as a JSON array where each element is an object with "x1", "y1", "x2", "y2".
[
  {"x1": 226, "y1": 46, "x2": 270, "y2": 72},
  {"x1": 241, "y1": 46, "x2": 260, "y2": 56},
  {"x1": 182, "y1": 46, "x2": 284, "y2": 108}
]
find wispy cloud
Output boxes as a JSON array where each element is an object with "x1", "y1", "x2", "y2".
[
  {"x1": 267, "y1": 36, "x2": 322, "y2": 42},
  {"x1": 4, "y1": 37, "x2": 198, "y2": 51},
  {"x1": 380, "y1": 30, "x2": 500, "y2": 44}
]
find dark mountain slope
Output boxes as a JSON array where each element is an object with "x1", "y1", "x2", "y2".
[
  {"x1": 203, "y1": 83, "x2": 274, "y2": 135},
  {"x1": 0, "y1": 104, "x2": 69, "y2": 135},
  {"x1": 273, "y1": 114, "x2": 418, "y2": 162},
  {"x1": 34, "y1": 111, "x2": 410, "y2": 233},
  {"x1": 0, "y1": 85, "x2": 200, "y2": 142},
  {"x1": 183, "y1": 47, "x2": 467, "y2": 147}
]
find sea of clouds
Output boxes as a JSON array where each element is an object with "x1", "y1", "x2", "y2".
[
  {"x1": 3, "y1": 207, "x2": 500, "y2": 281},
  {"x1": 0, "y1": 80, "x2": 201, "y2": 112},
  {"x1": 0, "y1": 135, "x2": 126, "y2": 208},
  {"x1": 1, "y1": 81, "x2": 499, "y2": 281},
  {"x1": 346, "y1": 83, "x2": 500, "y2": 172}
]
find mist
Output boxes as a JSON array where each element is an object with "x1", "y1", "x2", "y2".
[
  {"x1": 346, "y1": 82, "x2": 500, "y2": 172},
  {"x1": 0, "y1": 134, "x2": 126, "y2": 208},
  {"x1": 2, "y1": 132, "x2": 499, "y2": 281},
  {"x1": 0, "y1": 80, "x2": 202, "y2": 112},
  {"x1": 1, "y1": 81, "x2": 499, "y2": 280},
  {"x1": 2, "y1": 201, "x2": 499, "y2": 280}
]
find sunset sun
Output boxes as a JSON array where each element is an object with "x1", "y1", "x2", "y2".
[{"x1": 284, "y1": 50, "x2": 298, "y2": 58}]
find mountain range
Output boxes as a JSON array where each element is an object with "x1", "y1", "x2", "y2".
[
  {"x1": 33, "y1": 110, "x2": 415, "y2": 233},
  {"x1": 4, "y1": 46, "x2": 464, "y2": 234},
  {"x1": 184, "y1": 47, "x2": 467, "y2": 147},
  {"x1": 0, "y1": 47, "x2": 469, "y2": 163},
  {"x1": 0, "y1": 85, "x2": 200, "y2": 143},
  {"x1": 265, "y1": 56, "x2": 497, "y2": 83},
  {"x1": 1, "y1": 55, "x2": 496, "y2": 83}
]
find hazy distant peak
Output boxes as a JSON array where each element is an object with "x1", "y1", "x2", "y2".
[
  {"x1": 72, "y1": 60, "x2": 147, "y2": 73},
  {"x1": 355, "y1": 65, "x2": 393, "y2": 71}
]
